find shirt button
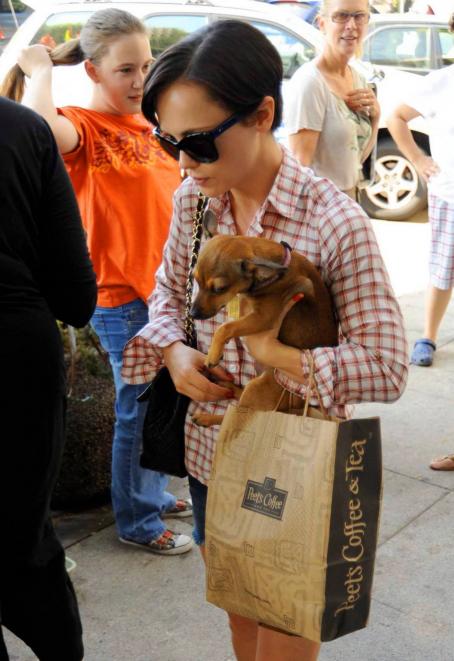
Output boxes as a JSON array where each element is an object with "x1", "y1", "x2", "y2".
[{"x1": 229, "y1": 365, "x2": 237, "y2": 372}]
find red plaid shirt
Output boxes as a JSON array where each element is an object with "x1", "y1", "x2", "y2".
[{"x1": 122, "y1": 148, "x2": 408, "y2": 484}]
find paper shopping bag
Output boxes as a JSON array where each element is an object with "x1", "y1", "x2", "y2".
[{"x1": 205, "y1": 405, "x2": 382, "y2": 642}]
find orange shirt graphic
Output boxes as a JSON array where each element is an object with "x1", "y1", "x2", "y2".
[{"x1": 59, "y1": 107, "x2": 181, "y2": 307}]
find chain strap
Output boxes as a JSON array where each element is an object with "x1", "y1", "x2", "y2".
[{"x1": 184, "y1": 192, "x2": 208, "y2": 346}]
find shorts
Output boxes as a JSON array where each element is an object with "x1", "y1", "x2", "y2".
[
  {"x1": 188, "y1": 474, "x2": 208, "y2": 545},
  {"x1": 429, "y1": 193, "x2": 454, "y2": 290}
]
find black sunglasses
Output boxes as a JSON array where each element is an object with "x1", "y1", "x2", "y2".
[{"x1": 153, "y1": 112, "x2": 243, "y2": 163}]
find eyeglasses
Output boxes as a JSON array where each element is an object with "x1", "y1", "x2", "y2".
[
  {"x1": 153, "y1": 113, "x2": 243, "y2": 163},
  {"x1": 330, "y1": 11, "x2": 370, "y2": 25}
]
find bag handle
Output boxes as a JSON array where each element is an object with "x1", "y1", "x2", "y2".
[
  {"x1": 184, "y1": 192, "x2": 209, "y2": 347},
  {"x1": 273, "y1": 352, "x2": 329, "y2": 419}
]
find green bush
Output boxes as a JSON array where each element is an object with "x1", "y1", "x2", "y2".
[
  {"x1": 150, "y1": 27, "x2": 187, "y2": 57},
  {"x1": 32, "y1": 23, "x2": 85, "y2": 47}
]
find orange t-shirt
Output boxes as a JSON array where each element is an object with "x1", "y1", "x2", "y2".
[{"x1": 59, "y1": 107, "x2": 181, "y2": 307}]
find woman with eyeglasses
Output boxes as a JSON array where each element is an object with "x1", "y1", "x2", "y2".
[
  {"x1": 285, "y1": 0, "x2": 380, "y2": 200},
  {"x1": 7, "y1": 9, "x2": 195, "y2": 557},
  {"x1": 123, "y1": 19, "x2": 407, "y2": 661}
]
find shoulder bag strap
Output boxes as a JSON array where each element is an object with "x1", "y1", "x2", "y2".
[{"x1": 184, "y1": 192, "x2": 209, "y2": 347}]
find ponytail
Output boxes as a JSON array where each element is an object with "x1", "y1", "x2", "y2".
[{"x1": 0, "y1": 38, "x2": 85, "y2": 103}]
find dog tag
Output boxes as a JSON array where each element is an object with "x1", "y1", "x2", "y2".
[{"x1": 227, "y1": 296, "x2": 240, "y2": 320}]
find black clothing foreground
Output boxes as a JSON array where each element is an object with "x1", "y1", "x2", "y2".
[{"x1": 0, "y1": 97, "x2": 97, "y2": 660}]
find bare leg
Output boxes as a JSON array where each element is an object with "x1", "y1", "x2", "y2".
[
  {"x1": 256, "y1": 626, "x2": 320, "y2": 661},
  {"x1": 228, "y1": 613, "x2": 259, "y2": 661},
  {"x1": 424, "y1": 285, "x2": 453, "y2": 341}
]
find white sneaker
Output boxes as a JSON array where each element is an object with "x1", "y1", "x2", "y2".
[{"x1": 119, "y1": 529, "x2": 194, "y2": 555}]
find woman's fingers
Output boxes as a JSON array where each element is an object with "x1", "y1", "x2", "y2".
[
  {"x1": 180, "y1": 369, "x2": 235, "y2": 402},
  {"x1": 345, "y1": 88, "x2": 375, "y2": 114}
]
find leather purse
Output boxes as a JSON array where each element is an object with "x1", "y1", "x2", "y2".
[{"x1": 137, "y1": 193, "x2": 208, "y2": 477}]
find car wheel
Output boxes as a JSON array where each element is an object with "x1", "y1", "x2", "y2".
[{"x1": 359, "y1": 137, "x2": 428, "y2": 221}]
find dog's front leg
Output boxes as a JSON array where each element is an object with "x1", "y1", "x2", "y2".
[{"x1": 205, "y1": 311, "x2": 271, "y2": 367}]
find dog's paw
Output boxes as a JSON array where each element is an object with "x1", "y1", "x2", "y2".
[
  {"x1": 205, "y1": 349, "x2": 223, "y2": 369},
  {"x1": 192, "y1": 412, "x2": 211, "y2": 427},
  {"x1": 192, "y1": 412, "x2": 223, "y2": 427}
]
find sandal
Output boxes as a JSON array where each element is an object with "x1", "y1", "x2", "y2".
[
  {"x1": 410, "y1": 338, "x2": 436, "y2": 366},
  {"x1": 429, "y1": 455, "x2": 454, "y2": 471}
]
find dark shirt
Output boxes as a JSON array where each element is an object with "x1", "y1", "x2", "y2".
[{"x1": 0, "y1": 97, "x2": 96, "y2": 328}]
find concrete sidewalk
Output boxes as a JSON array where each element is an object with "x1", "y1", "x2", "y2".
[{"x1": 5, "y1": 292, "x2": 454, "y2": 661}]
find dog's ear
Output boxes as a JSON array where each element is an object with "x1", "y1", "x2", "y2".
[
  {"x1": 242, "y1": 257, "x2": 288, "y2": 283},
  {"x1": 202, "y1": 209, "x2": 219, "y2": 238}
]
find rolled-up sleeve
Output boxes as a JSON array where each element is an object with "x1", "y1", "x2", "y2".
[{"x1": 275, "y1": 201, "x2": 409, "y2": 416}]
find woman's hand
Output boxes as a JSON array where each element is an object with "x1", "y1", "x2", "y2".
[
  {"x1": 345, "y1": 87, "x2": 380, "y2": 120},
  {"x1": 17, "y1": 44, "x2": 53, "y2": 77},
  {"x1": 163, "y1": 341, "x2": 235, "y2": 402},
  {"x1": 413, "y1": 153, "x2": 440, "y2": 182}
]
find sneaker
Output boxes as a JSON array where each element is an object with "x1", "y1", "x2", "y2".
[
  {"x1": 162, "y1": 498, "x2": 193, "y2": 519},
  {"x1": 119, "y1": 529, "x2": 194, "y2": 555}
]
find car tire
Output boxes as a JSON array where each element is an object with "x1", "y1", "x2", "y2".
[{"x1": 358, "y1": 137, "x2": 428, "y2": 221}]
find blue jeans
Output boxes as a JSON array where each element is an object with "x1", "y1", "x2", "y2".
[
  {"x1": 188, "y1": 475, "x2": 208, "y2": 546},
  {"x1": 91, "y1": 299, "x2": 176, "y2": 542}
]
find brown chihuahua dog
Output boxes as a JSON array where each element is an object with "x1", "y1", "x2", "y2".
[{"x1": 190, "y1": 212, "x2": 338, "y2": 425}]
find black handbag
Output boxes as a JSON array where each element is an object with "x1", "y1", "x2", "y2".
[{"x1": 137, "y1": 193, "x2": 208, "y2": 477}]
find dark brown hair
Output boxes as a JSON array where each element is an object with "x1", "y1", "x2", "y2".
[{"x1": 142, "y1": 20, "x2": 283, "y2": 131}]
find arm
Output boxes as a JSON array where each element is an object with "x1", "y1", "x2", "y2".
[
  {"x1": 122, "y1": 188, "x2": 234, "y2": 400},
  {"x1": 38, "y1": 120, "x2": 97, "y2": 327},
  {"x1": 288, "y1": 130, "x2": 320, "y2": 168},
  {"x1": 387, "y1": 103, "x2": 440, "y2": 181},
  {"x1": 17, "y1": 45, "x2": 79, "y2": 154},
  {"x1": 270, "y1": 199, "x2": 408, "y2": 412}
]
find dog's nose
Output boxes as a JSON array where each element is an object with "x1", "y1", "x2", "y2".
[
  {"x1": 190, "y1": 304, "x2": 203, "y2": 319},
  {"x1": 191, "y1": 303, "x2": 212, "y2": 320}
]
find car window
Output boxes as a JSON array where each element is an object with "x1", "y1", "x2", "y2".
[
  {"x1": 31, "y1": 11, "x2": 94, "y2": 48},
  {"x1": 250, "y1": 21, "x2": 316, "y2": 78},
  {"x1": 364, "y1": 26, "x2": 431, "y2": 71},
  {"x1": 143, "y1": 14, "x2": 208, "y2": 58},
  {"x1": 437, "y1": 27, "x2": 454, "y2": 66}
]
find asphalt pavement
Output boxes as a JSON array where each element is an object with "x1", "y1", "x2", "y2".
[{"x1": 4, "y1": 289, "x2": 454, "y2": 661}]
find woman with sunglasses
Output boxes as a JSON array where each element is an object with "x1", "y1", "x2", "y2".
[
  {"x1": 123, "y1": 19, "x2": 407, "y2": 660},
  {"x1": 11, "y1": 9, "x2": 194, "y2": 556},
  {"x1": 285, "y1": 0, "x2": 379, "y2": 200}
]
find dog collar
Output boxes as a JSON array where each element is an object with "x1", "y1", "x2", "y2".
[
  {"x1": 248, "y1": 241, "x2": 292, "y2": 293},
  {"x1": 281, "y1": 241, "x2": 292, "y2": 267}
]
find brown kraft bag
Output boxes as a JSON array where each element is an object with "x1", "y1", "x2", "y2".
[{"x1": 205, "y1": 403, "x2": 382, "y2": 642}]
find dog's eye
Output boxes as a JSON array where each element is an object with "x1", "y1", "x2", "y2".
[{"x1": 212, "y1": 285, "x2": 228, "y2": 294}]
